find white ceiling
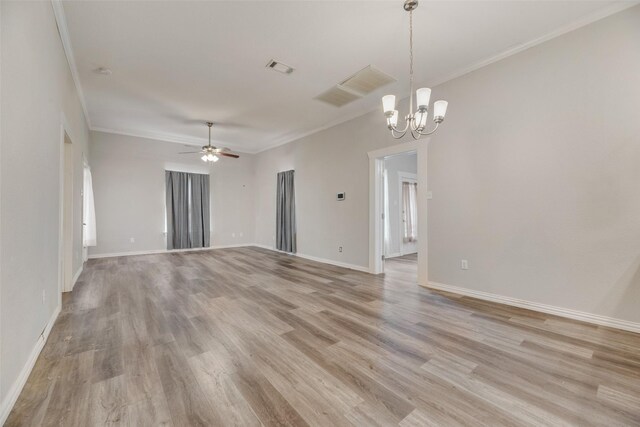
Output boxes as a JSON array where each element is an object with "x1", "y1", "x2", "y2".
[{"x1": 60, "y1": 0, "x2": 629, "y2": 153}]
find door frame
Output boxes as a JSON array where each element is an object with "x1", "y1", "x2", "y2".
[
  {"x1": 58, "y1": 113, "x2": 74, "y2": 299},
  {"x1": 368, "y1": 139, "x2": 429, "y2": 286}
]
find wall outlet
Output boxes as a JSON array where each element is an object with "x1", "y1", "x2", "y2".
[
  {"x1": 232, "y1": 232, "x2": 236, "y2": 238},
  {"x1": 427, "y1": 191, "x2": 433, "y2": 200},
  {"x1": 338, "y1": 246, "x2": 343, "y2": 253},
  {"x1": 239, "y1": 232, "x2": 243, "y2": 237},
  {"x1": 130, "y1": 237, "x2": 135, "y2": 243},
  {"x1": 42, "y1": 290, "x2": 46, "y2": 305},
  {"x1": 461, "y1": 259, "x2": 469, "y2": 270}
]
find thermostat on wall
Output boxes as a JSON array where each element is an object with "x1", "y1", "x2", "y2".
[{"x1": 337, "y1": 192, "x2": 346, "y2": 201}]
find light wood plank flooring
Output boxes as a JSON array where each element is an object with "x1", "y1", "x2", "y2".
[{"x1": 7, "y1": 247, "x2": 640, "y2": 426}]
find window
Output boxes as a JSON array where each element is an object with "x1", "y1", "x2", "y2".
[
  {"x1": 402, "y1": 181, "x2": 418, "y2": 243},
  {"x1": 165, "y1": 171, "x2": 210, "y2": 249}
]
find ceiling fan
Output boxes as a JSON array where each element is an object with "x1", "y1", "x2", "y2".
[{"x1": 179, "y1": 122, "x2": 240, "y2": 162}]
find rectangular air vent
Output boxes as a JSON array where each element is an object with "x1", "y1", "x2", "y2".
[
  {"x1": 266, "y1": 59, "x2": 294, "y2": 74},
  {"x1": 341, "y1": 65, "x2": 396, "y2": 95},
  {"x1": 314, "y1": 65, "x2": 395, "y2": 107},
  {"x1": 314, "y1": 85, "x2": 361, "y2": 107}
]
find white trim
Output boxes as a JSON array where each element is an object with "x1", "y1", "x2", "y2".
[
  {"x1": 89, "y1": 243, "x2": 371, "y2": 273},
  {"x1": 50, "y1": 1, "x2": 637, "y2": 155},
  {"x1": 253, "y1": 2, "x2": 640, "y2": 154},
  {"x1": 368, "y1": 141, "x2": 427, "y2": 285},
  {"x1": 51, "y1": 0, "x2": 90, "y2": 128},
  {"x1": 426, "y1": 281, "x2": 640, "y2": 334},
  {"x1": 0, "y1": 304, "x2": 61, "y2": 425},
  {"x1": 68, "y1": 265, "x2": 83, "y2": 291},
  {"x1": 385, "y1": 252, "x2": 402, "y2": 259},
  {"x1": 427, "y1": 1, "x2": 640, "y2": 90},
  {"x1": 294, "y1": 253, "x2": 370, "y2": 273},
  {"x1": 88, "y1": 243, "x2": 254, "y2": 259},
  {"x1": 370, "y1": 155, "x2": 386, "y2": 275},
  {"x1": 249, "y1": 244, "x2": 371, "y2": 273},
  {"x1": 90, "y1": 127, "x2": 250, "y2": 154},
  {"x1": 397, "y1": 172, "x2": 417, "y2": 181},
  {"x1": 58, "y1": 114, "x2": 72, "y2": 303}
]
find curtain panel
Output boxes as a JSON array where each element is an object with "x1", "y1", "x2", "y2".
[
  {"x1": 276, "y1": 170, "x2": 296, "y2": 253},
  {"x1": 166, "y1": 171, "x2": 210, "y2": 250},
  {"x1": 402, "y1": 181, "x2": 418, "y2": 243},
  {"x1": 83, "y1": 166, "x2": 97, "y2": 247},
  {"x1": 189, "y1": 173, "x2": 210, "y2": 248}
]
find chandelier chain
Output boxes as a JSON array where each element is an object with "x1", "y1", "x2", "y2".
[{"x1": 409, "y1": 9, "x2": 414, "y2": 113}]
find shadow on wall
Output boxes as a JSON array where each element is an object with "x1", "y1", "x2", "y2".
[{"x1": 598, "y1": 255, "x2": 640, "y2": 324}]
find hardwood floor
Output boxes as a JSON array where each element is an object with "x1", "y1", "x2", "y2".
[
  {"x1": 384, "y1": 253, "x2": 417, "y2": 278},
  {"x1": 7, "y1": 247, "x2": 640, "y2": 426}
]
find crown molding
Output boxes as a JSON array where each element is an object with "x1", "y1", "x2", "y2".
[
  {"x1": 90, "y1": 126, "x2": 255, "y2": 154},
  {"x1": 52, "y1": 0, "x2": 638, "y2": 154},
  {"x1": 51, "y1": 0, "x2": 91, "y2": 129},
  {"x1": 253, "y1": 1, "x2": 639, "y2": 154},
  {"x1": 426, "y1": 0, "x2": 640, "y2": 89}
]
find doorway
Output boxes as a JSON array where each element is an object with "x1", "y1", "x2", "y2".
[
  {"x1": 383, "y1": 153, "x2": 418, "y2": 259},
  {"x1": 382, "y1": 152, "x2": 418, "y2": 281},
  {"x1": 368, "y1": 139, "x2": 429, "y2": 286}
]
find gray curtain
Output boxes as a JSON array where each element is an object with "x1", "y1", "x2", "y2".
[
  {"x1": 189, "y1": 173, "x2": 210, "y2": 248},
  {"x1": 166, "y1": 171, "x2": 210, "y2": 250},
  {"x1": 276, "y1": 170, "x2": 296, "y2": 253}
]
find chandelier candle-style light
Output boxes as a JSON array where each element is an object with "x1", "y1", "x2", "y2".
[{"x1": 382, "y1": 0, "x2": 448, "y2": 139}]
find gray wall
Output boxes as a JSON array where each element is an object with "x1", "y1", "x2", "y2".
[
  {"x1": 427, "y1": 5, "x2": 640, "y2": 323},
  {"x1": 89, "y1": 131, "x2": 255, "y2": 256},
  {"x1": 384, "y1": 153, "x2": 417, "y2": 257},
  {"x1": 254, "y1": 6, "x2": 640, "y2": 324},
  {"x1": 254, "y1": 111, "x2": 401, "y2": 267},
  {"x1": 1, "y1": 0, "x2": 90, "y2": 407}
]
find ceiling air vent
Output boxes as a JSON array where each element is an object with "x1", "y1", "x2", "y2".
[
  {"x1": 314, "y1": 65, "x2": 396, "y2": 108},
  {"x1": 266, "y1": 59, "x2": 294, "y2": 75},
  {"x1": 341, "y1": 65, "x2": 396, "y2": 95},
  {"x1": 314, "y1": 85, "x2": 361, "y2": 108}
]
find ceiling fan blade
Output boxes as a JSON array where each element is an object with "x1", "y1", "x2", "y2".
[
  {"x1": 220, "y1": 152, "x2": 240, "y2": 158},
  {"x1": 178, "y1": 151, "x2": 204, "y2": 154}
]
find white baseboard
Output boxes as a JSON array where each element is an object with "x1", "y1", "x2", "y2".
[
  {"x1": 88, "y1": 243, "x2": 255, "y2": 259},
  {"x1": 426, "y1": 281, "x2": 640, "y2": 334},
  {"x1": 295, "y1": 253, "x2": 370, "y2": 273},
  {"x1": 385, "y1": 252, "x2": 402, "y2": 259},
  {"x1": 90, "y1": 243, "x2": 371, "y2": 273},
  {"x1": 0, "y1": 304, "x2": 61, "y2": 425},
  {"x1": 251, "y1": 244, "x2": 370, "y2": 273},
  {"x1": 68, "y1": 265, "x2": 83, "y2": 291}
]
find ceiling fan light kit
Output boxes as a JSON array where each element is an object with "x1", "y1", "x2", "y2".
[
  {"x1": 382, "y1": 0, "x2": 449, "y2": 140},
  {"x1": 202, "y1": 153, "x2": 219, "y2": 162},
  {"x1": 179, "y1": 122, "x2": 240, "y2": 162}
]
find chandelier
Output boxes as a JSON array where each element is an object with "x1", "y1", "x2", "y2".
[{"x1": 382, "y1": 0, "x2": 448, "y2": 139}]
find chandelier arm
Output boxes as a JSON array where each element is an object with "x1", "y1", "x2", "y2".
[
  {"x1": 391, "y1": 129, "x2": 407, "y2": 139},
  {"x1": 387, "y1": 117, "x2": 411, "y2": 134},
  {"x1": 410, "y1": 127, "x2": 423, "y2": 140},
  {"x1": 416, "y1": 122, "x2": 440, "y2": 136}
]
